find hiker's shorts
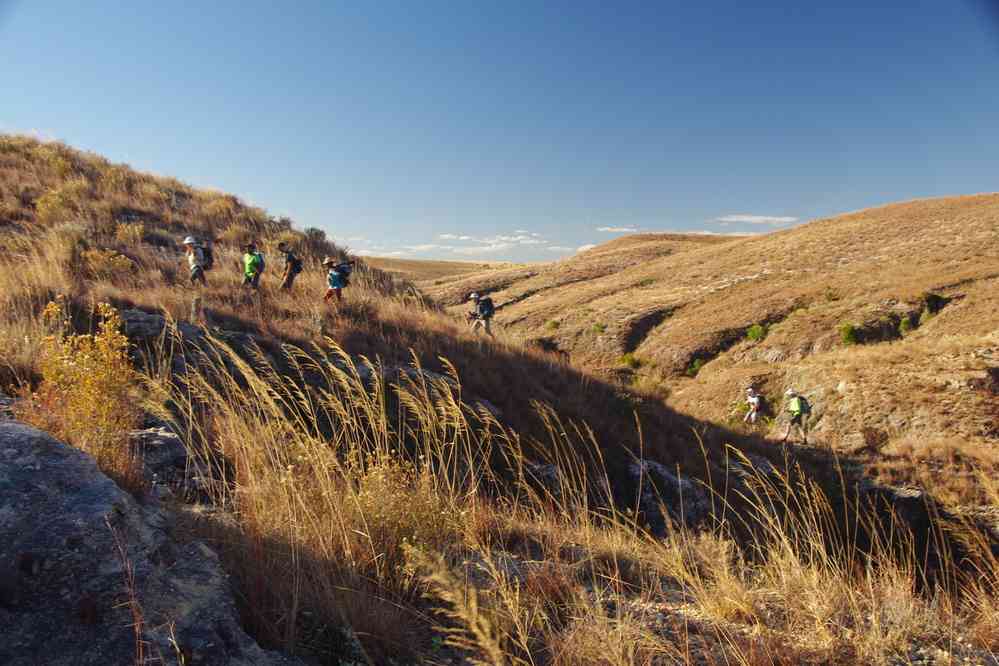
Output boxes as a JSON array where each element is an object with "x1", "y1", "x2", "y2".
[
  {"x1": 243, "y1": 273, "x2": 260, "y2": 288},
  {"x1": 789, "y1": 412, "x2": 805, "y2": 426},
  {"x1": 190, "y1": 266, "x2": 205, "y2": 285}
]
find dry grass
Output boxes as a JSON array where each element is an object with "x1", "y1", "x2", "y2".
[
  {"x1": 1, "y1": 134, "x2": 996, "y2": 664},
  {"x1": 138, "y1": 334, "x2": 997, "y2": 663},
  {"x1": 423, "y1": 193, "x2": 999, "y2": 510},
  {"x1": 364, "y1": 255, "x2": 517, "y2": 285}
]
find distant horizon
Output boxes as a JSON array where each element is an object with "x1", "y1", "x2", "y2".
[{"x1": 2, "y1": 1, "x2": 997, "y2": 261}]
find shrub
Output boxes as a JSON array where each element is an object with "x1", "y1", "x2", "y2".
[
  {"x1": 746, "y1": 323, "x2": 767, "y2": 342},
  {"x1": 619, "y1": 352, "x2": 642, "y2": 369},
  {"x1": 15, "y1": 300, "x2": 143, "y2": 493},
  {"x1": 82, "y1": 248, "x2": 136, "y2": 281},
  {"x1": 686, "y1": 358, "x2": 705, "y2": 377},
  {"x1": 839, "y1": 322, "x2": 858, "y2": 345},
  {"x1": 922, "y1": 292, "x2": 947, "y2": 314},
  {"x1": 201, "y1": 194, "x2": 239, "y2": 225},
  {"x1": 137, "y1": 181, "x2": 170, "y2": 208},
  {"x1": 35, "y1": 183, "x2": 82, "y2": 225},
  {"x1": 100, "y1": 165, "x2": 135, "y2": 194},
  {"x1": 114, "y1": 222, "x2": 145, "y2": 246},
  {"x1": 217, "y1": 222, "x2": 256, "y2": 248},
  {"x1": 592, "y1": 323, "x2": 607, "y2": 334},
  {"x1": 546, "y1": 320, "x2": 561, "y2": 331},
  {"x1": 898, "y1": 316, "x2": 914, "y2": 335}
]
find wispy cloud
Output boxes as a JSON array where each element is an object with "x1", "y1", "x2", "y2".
[
  {"x1": 546, "y1": 245, "x2": 574, "y2": 252},
  {"x1": 715, "y1": 214, "x2": 798, "y2": 226},
  {"x1": 452, "y1": 242, "x2": 514, "y2": 255},
  {"x1": 577, "y1": 244, "x2": 597, "y2": 253},
  {"x1": 597, "y1": 226, "x2": 638, "y2": 233},
  {"x1": 405, "y1": 243, "x2": 453, "y2": 252},
  {"x1": 355, "y1": 248, "x2": 410, "y2": 257}
]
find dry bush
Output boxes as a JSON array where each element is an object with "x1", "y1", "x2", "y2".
[
  {"x1": 114, "y1": 221, "x2": 145, "y2": 246},
  {"x1": 82, "y1": 247, "x2": 137, "y2": 282},
  {"x1": 15, "y1": 299, "x2": 143, "y2": 493}
]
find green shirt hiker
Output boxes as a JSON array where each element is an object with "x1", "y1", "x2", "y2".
[
  {"x1": 781, "y1": 389, "x2": 810, "y2": 445},
  {"x1": 242, "y1": 245, "x2": 263, "y2": 288}
]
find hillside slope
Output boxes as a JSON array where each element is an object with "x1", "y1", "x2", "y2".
[
  {"x1": 426, "y1": 196, "x2": 999, "y2": 503},
  {"x1": 2, "y1": 135, "x2": 996, "y2": 664},
  {"x1": 363, "y1": 255, "x2": 517, "y2": 284}
]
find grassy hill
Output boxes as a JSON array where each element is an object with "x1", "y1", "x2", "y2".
[
  {"x1": 426, "y1": 197, "x2": 999, "y2": 504},
  {"x1": 1, "y1": 134, "x2": 996, "y2": 664},
  {"x1": 363, "y1": 255, "x2": 517, "y2": 284}
]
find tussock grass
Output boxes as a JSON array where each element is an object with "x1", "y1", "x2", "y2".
[
  {"x1": 1, "y1": 135, "x2": 996, "y2": 664},
  {"x1": 136, "y1": 330, "x2": 997, "y2": 664}
]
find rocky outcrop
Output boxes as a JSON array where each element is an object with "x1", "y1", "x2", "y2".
[
  {"x1": 628, "y1": 460, "x2": 711, "y2": 536},
  {"x1": 121, "y1": 308, "x2": 204, "y2": 343},
  {"x1": 0, "y1": 422, "x2": 298, "y2": 666}
]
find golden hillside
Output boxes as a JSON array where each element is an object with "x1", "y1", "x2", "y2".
[
  {"x1": 2, "y1": 135, "x2": 996, "y2": 664},
  {"x1": 427, "y1": 196, "x2": 999, "y2": 503}
]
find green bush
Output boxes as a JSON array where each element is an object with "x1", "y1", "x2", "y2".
[
  {"x1": 619, "y1": 352, "x2": 642, "y2": 369},
  {"x1": 686, "y1": 358, "x2": 705, "y2": 377},
  {"x1": 898, "y1": 316, "x2": 914, "y2": 335},
  {"x1": 592, "y1": 323, "x2": 607, "y2": 334},
  {"x1": 839, "y1": 322, "x2": 858, "y2": 345},
  {"x1": 922, "y1": 292, "x2": 947, "y2": 314},
  {"x1": 746, "y1": 323, "x2": 767, "y2": 342},
  {"x1": 546, "y1": 320, "x2": 561, "y2": 331}
]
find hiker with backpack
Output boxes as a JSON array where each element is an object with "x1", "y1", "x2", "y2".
[
  {"x1": 323, "y1": 256, "x2": 355, "y2": 303},
  {"x1": 781, "y1": 388, "x2": 811, "y2": 444},
  {"x1": 182, "y1": 236, "x2": 208, "y2": 286},
  {"x1": 277, "y1": 241, "x2": 304, "y2": 290},
  {"x1": 744, "y1": 386, "x2": 762, "y2": 424},
  {"x1": 242, "y1": 243, "x2": 265, "y2": 289},
  {"x1": 468, "y1": 292, "x2": 495, "y2": 337}
]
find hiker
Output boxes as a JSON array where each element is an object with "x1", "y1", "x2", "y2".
[
  {"x1": 242, "y1": 243, "x2": 264, "y2": 289},
  {"x1": 323, "y1": 256, "x2": 354, "y2": 303},
  {"x1": 277, "y1": 241, "x2": 303, "y2": 290},
  {"x1": 182, "y1": 236, "x2": 207, "y2": 286},
  {"x1": 467, "y1": 292, "x2": 495, "y2": 337},
  {"x1": 781, "y1": 388, "x2": 811, "y2": 444},
  {"x1": 744, "y1": 387, "x2": 761, "y2": 424}
]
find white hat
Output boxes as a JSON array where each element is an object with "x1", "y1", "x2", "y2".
[
  {"x1": 785, "y1": 388, "x2": 796, "y2": 397},
  {"x1": 469, "y1": 292, "x2": 480, "y2": 301},
  {"x1": 182, "y1": 236, "x2": 197, "y2": 245}
]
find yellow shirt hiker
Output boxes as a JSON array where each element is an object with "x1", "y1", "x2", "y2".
[{"x1": 242, "y1": 245, "x2": 263, "y2": 288}]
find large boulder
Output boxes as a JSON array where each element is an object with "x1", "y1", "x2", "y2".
[{"x1": 0, "y1": 422, "x2": 299, "y2": 666}]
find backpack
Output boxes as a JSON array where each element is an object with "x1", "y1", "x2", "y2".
[
  {"x1": 478, "y1": 297, "x2": 495, "y2": 318},
  {"x1": 255, "y1": 251, "x2": 265, "y2": 274},
  {"x1": 288, "y1": 254, "x2": 303, "y2": 275},
  {"x1": 336, "y1": 262, "x2": 353, "y2": 287},
  {"x1": 793, "y1": 396, "x2": 811, "y2": 415},
  {"x1": 202, "y1": 244, "x2": 215, "y2": 271}
]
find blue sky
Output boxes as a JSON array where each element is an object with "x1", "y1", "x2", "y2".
[{"x1": 2, "y1": 1, "x2": 997, "y2": 261}]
